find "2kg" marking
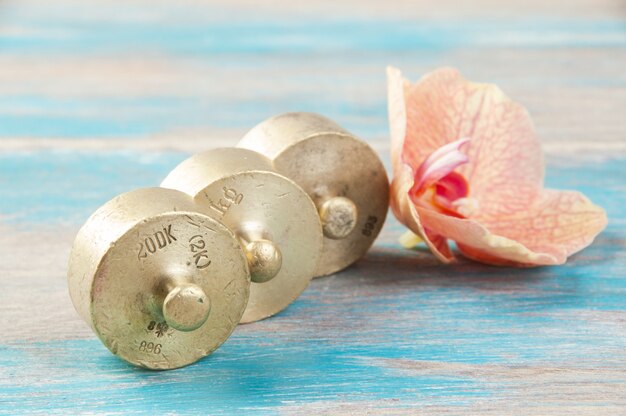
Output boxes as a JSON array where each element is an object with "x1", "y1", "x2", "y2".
[{"x1": 189, "y1": 235, "x2": 211, "y2": 269}]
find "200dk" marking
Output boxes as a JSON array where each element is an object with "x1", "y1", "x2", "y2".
[{"x1": 138, "y1": 225, "x2": 177, "y2": 260}]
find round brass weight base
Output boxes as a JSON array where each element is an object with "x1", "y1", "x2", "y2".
[
  {"x1": 238, "y1": 112, "x2": 390, "y2": 277},
  {"x1": 67, "y1": 188, "x2": 250, "y2": 369},
  {"x1": 161, "y1": 148, "x2": 323, "y2": 323}
]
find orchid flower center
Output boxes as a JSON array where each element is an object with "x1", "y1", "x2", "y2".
[{"x1": 409, "y1": 138, "x2": 472, "y2": 218}]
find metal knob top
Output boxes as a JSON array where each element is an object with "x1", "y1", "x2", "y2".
[
  {"x1": 318, "y1": 196, "x2": 358, "y2": 240},
  {"x1": 244, "y1": 239, "x2": 283, "y2": 283},
  {"x1": 162, "y1": 282, "x2": 211, "y2": 332}
]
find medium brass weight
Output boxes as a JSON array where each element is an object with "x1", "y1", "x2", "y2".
[
  {"x1": 67, "y1": 188, "x2": 250, "y2": 369},
  {"x1": 238, "y1": 112, "x2": 390, "y2": 276},
  {"x1": 161, "y1": 148, "x2": 323, "y2": 323}
]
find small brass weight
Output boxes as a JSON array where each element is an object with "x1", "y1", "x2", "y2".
[
  {"x1": 239, "y1": 112, "x2": 390, "y2": 276},
  {"x1": 67, "y1": 188, "x2": 250, "y2": 369}
]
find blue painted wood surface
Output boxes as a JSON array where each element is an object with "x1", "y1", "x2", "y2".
[{"x1": 0, "y1": 1, "x2": 624, "y2": 414}]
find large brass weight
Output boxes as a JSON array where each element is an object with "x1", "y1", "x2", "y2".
[
  {"x1": 238, "y1": 112, "x2": 390, "y2": 276},
  {"x1": 67, "y1": 188, "x2": 250, "y2": 369},
  {"x1": 67, "y1": 113, "x2": 389, "y2": 370}
]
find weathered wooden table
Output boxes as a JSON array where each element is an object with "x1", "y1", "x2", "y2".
[{"x1": 1, "y1": 0, "x2": 624, "y2": 414}]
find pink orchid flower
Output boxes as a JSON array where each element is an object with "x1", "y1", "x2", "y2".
[{"x1": 387, "y1": 66, "x2": 607, "y2": 266}]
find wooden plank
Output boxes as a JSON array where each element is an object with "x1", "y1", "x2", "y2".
[
  {"x1": 0, "y1": 0, "x2": 624, "y2": 414},
  {"x1": 0, "y1": 154, "x2": 623, "y2": 414}
]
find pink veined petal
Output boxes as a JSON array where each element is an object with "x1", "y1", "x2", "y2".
[
  {"x1": 435, "y1": 172, "x2": 469, "y2": 203},
  {"x1": 417, "y1": 206, "x2": 560, "y2": 266},
  {"x1": 387, "y1": 66, "x2": 410, "y2": 173},
  {"x1": 431, "y1": 172, "x2": 470, "y2": 217},
  {"x1": 412, "y1": 137, "x2": 470, "y2": 194},
  {"x1": 471, "y1": 189, "x2": 608, "y2": 263},
  {"x1": 415, "y1": 189, "x2": 607, "y2": 266},
  {"x1": 423, "y1": 228, "x2": 453, "y2": 259},
  {"x1": 390, "y1": 164, "x2": 455, "y2": 263},
  {"x1": 388, "y1": 66, "x2": 544, "y2": 218}
]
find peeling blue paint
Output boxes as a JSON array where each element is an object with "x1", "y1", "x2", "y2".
[
  {"x1": 0, "y1": 335, "x2": 482, "y2": 415},
  {"x1": 0, "y1": 10, "x2": 624, "y2": 139},
  {"x1": 1, "y1": 12, "x2": 625, "y2": 55},
  {"x1": 0, "y1": 150, "x2": 187, "y2": 226},
  {"x1": 0, "y1": 95, "x2": 385, "y2": 139},
  {"x1": 0, "y1": 152, "x2": 622, "y2": 228},
  {"x1": 1, "y1": 225, "x2": 623, "y2": 414}
]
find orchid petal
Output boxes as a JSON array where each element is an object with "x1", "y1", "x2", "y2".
[
  {"x1": 388, "y1": 66, "x2": 544, "y2": 218},
  {"x1": 387, "y1": 66, "x2": 410, "y2": 173},
  {"x1": 417, "y1": 206, "x2": 560, "y2": 266},
  {"x1": 435, "y1": 172, "x2": 469, "y2": 206},
  {"x1": 431, "y1": 172, "x2": 470, "y2": 217},
  {"x1": 412, "y1": 137, "x2": 470, "y2": 194},
  {"x1": 416, "y1": 189, "x2": 607, "y2": 266},
  {"x1": 391, "y1": 164, "x2": 455, "y2": 262}
]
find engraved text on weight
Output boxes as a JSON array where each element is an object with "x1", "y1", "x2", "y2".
[
  {"x1": 189, "y1": 234, "x2": 211, "y2": 269},
  {"x1": 208, "y1": 186, "x2": 244, "y2": 217},
  {"x1": 137, "y1": 224, "x2": 177, "y2": 260}
]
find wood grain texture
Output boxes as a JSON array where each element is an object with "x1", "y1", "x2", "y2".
[{"x1": 0, "y1": 0, "x2": 624, "y2": 414}]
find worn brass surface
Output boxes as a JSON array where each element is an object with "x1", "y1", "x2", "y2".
[
  {"x1": 244, "y1": 239, "x2": 283, "y2": 283},
  {"x1": 238, "y1": 112, "x2": 390, "y2": 276},
  {"x1": 318, "y1": 196, "x2": 359, "y2": 240},
  {"x1": 161, "y1": 148, "x2": 323, "y2": 323},
  {"x1": 67, "y1": 188, "x2": 250, "y2": 369}
]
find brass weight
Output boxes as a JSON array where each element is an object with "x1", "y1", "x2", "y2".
[
  {"x1": 161, "y1": 148, "x2": 323, "y2": 323},
  {"x1": 67, "y1": 188, "x2": 250, "y2": 369},
  {"x1": 238, "y1": 112, "x2": 390, "y2": 276}
]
